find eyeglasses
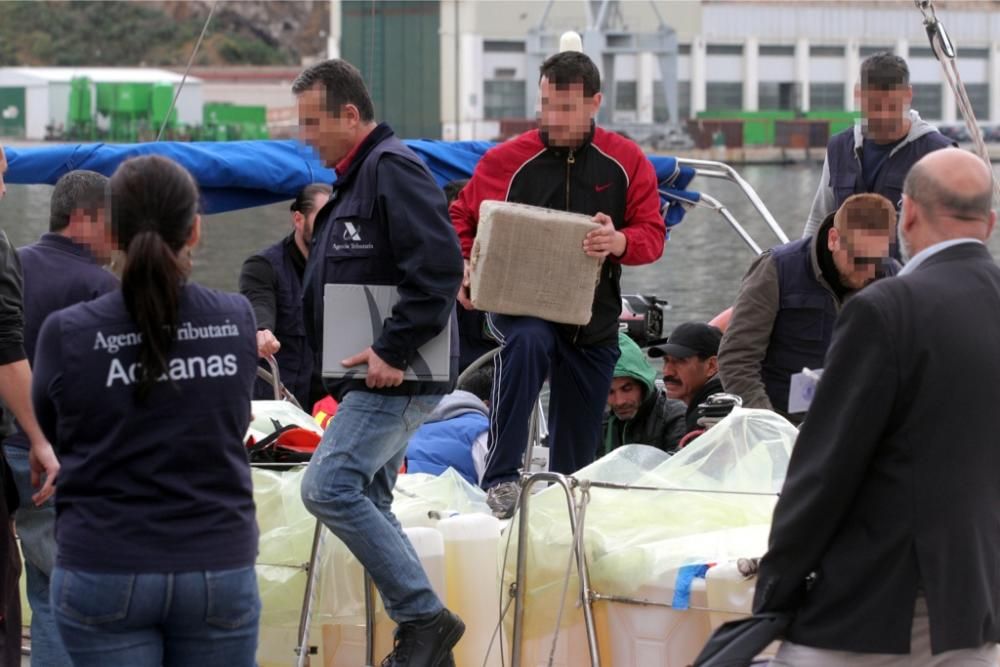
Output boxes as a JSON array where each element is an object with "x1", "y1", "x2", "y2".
[
  {"x1": 851, "y1": 256, "x2": 883, "y2": 268},
  {"x1": 839, "y1": 234, "x2": 888, "y2": 269}
]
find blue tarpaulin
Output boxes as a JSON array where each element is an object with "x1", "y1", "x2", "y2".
[{"x1": 4, "y1": 140, "x2": 699, "y2": 230}]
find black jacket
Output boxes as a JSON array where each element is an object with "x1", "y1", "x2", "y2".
[
  {"x1": 602, "y1": 389, "x2": 686, "y2": 456},
  {"x1": 240, "y1": 234, "x2": 323, "y2": 408},
  {"x1": 450, "y1": 125, "x2": 665, "y2": 347},
  {"x1": 684, "y1": 374, "x2": 724, "y2": 434},
  {"x1": 754, "y1": 242, "x2": 1000, "y2": 654},
  {"x1": 304, "y1": 124, "x2": 464, "y2": 401}
]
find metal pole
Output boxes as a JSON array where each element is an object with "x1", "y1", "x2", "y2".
[
  {"x1": 522, "y1": 397, "x2": 543, "y2": 473},
  {"x1": 364, "y1": 571, "x2": 377, "y2": 666},
  {"x1": 264, "y1": 354, "x2": 282, "y2": 400},
  {"x1": 678, "y1": 158, "x2": 789, "y2": 244},
  {"x1": 295, "y1": 521, "x2": 325, "y2": 667},
  {"x1": 697, "y1": 192, "x2": 764, "y2": 255},
  {"x1": 511, "y1": 473, "x2": 600, "y2": 667}
]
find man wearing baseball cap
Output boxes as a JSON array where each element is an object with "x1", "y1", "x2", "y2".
[{"x1": 649, "y1": 322, "x2": 724, "y2": 435}]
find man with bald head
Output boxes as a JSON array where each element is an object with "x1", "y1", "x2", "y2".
[{"x1": 748, "y1": 148, "x2": 1000, "y2": 665}]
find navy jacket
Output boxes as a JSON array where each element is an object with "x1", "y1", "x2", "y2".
[
  {"x1": 240, "y1": 234, "x2": 318, "y2": 408},
  {"x1": 32, "y1": 284, "x2": 259, "y2": 573},
  {"x1": 304, "y1": 124, "x2": 464, "y2": 401},
  {"x1": 6, "y1": 233, "x2": 118, "y2": 450},
  {"x1": 826, "y1": 127, "x2": 954, "y2": 213},
  {"x1": 763, "y1": 237, "x2": 839, "y2": 415}
]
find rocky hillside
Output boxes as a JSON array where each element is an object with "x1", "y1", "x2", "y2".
[{"x1": 0, "y1": 1, "x2": 330, "y2": 67}]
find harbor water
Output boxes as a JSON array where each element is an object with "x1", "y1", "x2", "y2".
[{"x1": 4, "y1": 162, "x2": 1000, "y2": 327}]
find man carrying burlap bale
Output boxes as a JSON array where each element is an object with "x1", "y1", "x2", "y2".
[{"x1": 449, "y1": 50, "x2": 666, "y2": 519}]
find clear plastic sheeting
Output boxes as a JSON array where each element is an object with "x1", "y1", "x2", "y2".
[
  {"x1": 254, "y1": 466, "x2": 490, "y2": 666},
  {"x1": 503, "y1": 408, "x2": 798, "y2": 646}
]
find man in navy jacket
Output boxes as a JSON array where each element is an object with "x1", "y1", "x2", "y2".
[
  {"x1": 5, "y1": 170, "x2": 117, "y2": 667},
  {"x1": 294, "y1": 60, "x2": 465, "y2": 667},
  {"x1": 0, "y1": 144, "x2": 60, "y2": 666}
]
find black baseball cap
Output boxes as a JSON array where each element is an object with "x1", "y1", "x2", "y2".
[{"x1": 648, "y1": 322, "x2": 722, "y2": 359}]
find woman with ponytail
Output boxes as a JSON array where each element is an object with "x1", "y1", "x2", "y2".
[{"x1": 31, "y1": 155, "x2": 260, "y2": 666}]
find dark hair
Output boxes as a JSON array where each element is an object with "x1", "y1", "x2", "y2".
[
  {"x1": 458, "y1": 365, "x2": 494, "y2": 403},
  {"x1": 834, "y1": 193, "x2": 897, "y2": 235},
  {"x1": 443, "y1": 179, "x2": 468, "y2": 205},
  {"x1": 49, "y1": 170, "x2": 108, "y2": 232},
  {"x1": 904, "y1": 161, "x2": 994, "y2": 222},
  {"x1": 292, "y1": 59, "x2": 376, "y2": 122},
  {"x1": 860, "y1": 52, "x2": 909, "y2": 89},
  {"x1": 539, "y1": 51, "x2": 601, "y2": 97},
  {"x1": 110, "y1": 155, "x2": 199, "y2": 401},
  {"x1": 290, "y1": 183, "x2": 332, "y2": 215}
]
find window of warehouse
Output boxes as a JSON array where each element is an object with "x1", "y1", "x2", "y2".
[
  {"x1": 706, "y1": 82, "x2": 743, "y2": 111},
  {"x1": 911, "y1": 84, "x2": 943, "y2": 121},
  {"x1": 810, "y1": 84, "x2": 845, "y2": 111},
  {"x1": 484, "y1": 80, "x2": 527, "y2": 120},
  {"x1": 758, "y1": 82, "x2": 800, "y2": 111},
  {"x1": 616, "y1": 81, "x2": 637, "y2": 111},
  {"x1": 653, "y1": 81, "x2": 691, "y2": 122},
  {"x1": 966, "y1": 83, "x2": 989, "y2": 121}
]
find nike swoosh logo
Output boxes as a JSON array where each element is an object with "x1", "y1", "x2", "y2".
[{"x1": 595, "y1": 183, "x2": 611, "y2": 192}]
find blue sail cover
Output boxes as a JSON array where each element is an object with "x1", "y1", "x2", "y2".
[{"x1": 4, "y1": 139, "x2": 699, "y2": 231}]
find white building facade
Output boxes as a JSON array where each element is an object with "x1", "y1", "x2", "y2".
[{"x1": 329, "y1": 0, "x2": 1000, "y2": 141}]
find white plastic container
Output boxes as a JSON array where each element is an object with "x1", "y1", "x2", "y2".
[
  {"x1": 604, "y1": 580, "x2": 713, "y2": 667},
  {"x1": 705, "y1": 560, "x2": 779, "y2": 660},
  {"x1": 437, "y1": 514, "x2": 503, "y2": 667},
  {"x1": 406, "y1": 526, "x2": 447, "y2": 601},
  {"x1": 705, "y1": 560, "x2": 756, "y2": 629},
  {"x1": 322, "y1": 527, "x2": 447, "y2": 666},
  {"x1": 518, "y1": 620, "x2": 594, "y2": 667},
  {"x1": 519, "y1": 580, "x2": 713, "y2": 667}
]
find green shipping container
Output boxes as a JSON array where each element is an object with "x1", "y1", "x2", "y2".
[
  {"x1": 341, "y1": 0, "x2": 441, "y2": 139},
  {"x1": 0, "y1": 87, "x2": 26, "y2": 138},
  {"x1": 203, "y1": 103, "x2": 268, "y2": 140},
  {"x1": 68, "y1": 78, "x2": 93, "y2": 125},
  {"x1": 151, "y1": 83, "x2": 177, "y2": 129},
  {"x1": 696, "y1": 111, "x2": 796, "y2": 146},
  {"x1": 96, "y1": 83, "x2": 153, "y2": 116},
  {"x1": 805, "y1": 110, "x2": 859, "y2": 135}
]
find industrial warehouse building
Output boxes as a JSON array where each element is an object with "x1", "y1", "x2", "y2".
[{"x1": 0, "y1": 67, "x2": 203, "y2": 140}]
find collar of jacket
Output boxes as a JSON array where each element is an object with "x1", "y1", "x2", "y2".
[
  {"x1": 331, "y1": 122, "x2": 395, "y2": 190},
  {"x1": 38, "y1": 232, "x2": 100, "y2": 263},
  {"x1": 539, "y1": 120, "x2": 596, "y2": 155},
  {"x1": 686, "y1": 374, "x2": 723, "y2": 420},
  {"x1": 809, "y1": 212, "x2": 852, "y2": 305}
]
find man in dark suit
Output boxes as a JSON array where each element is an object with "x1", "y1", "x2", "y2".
[{"x1": 753, "y1": 147, "x2": 1000, "y2": 665}]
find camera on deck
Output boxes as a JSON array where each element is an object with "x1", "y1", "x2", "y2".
[{"x1": 618, "y1": 294, "x2": 669, "y2": 347}]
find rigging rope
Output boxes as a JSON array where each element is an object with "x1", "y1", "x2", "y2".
[
  {"x1": 156, "y1": 0, "x2": 219, "y2": 142},
  {"x1": 915, "y1": 0, "x2": 1000, "y2": 201}
]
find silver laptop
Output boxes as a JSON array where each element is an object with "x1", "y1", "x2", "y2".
[{"x1": 321, "y1": 284, "x2": 452, "y2": 382}]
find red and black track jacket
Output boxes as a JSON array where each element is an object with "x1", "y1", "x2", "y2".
[{"x1": 450, "y1": 125, "x2": 665, "y2": 346}]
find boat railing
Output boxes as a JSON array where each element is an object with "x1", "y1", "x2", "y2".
[
  {"x1": 672, "y1": 157, "x2": 790, "y2": 256},
  {"x1": 508, "y1": 471, "x2": 778, "y2": 667}
]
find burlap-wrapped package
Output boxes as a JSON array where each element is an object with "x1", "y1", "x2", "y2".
[{"x1": 470, "y1": 200, "x2": 602, "y2": 325}]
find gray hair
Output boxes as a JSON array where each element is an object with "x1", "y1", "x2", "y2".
[{"x1": 49, "y1": 170, "x2": 108, "y2": 232}]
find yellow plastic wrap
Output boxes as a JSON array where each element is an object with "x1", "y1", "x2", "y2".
[
  {"x1": 254, "y1": 466, "x2": 490, "y2": 666},
  {"x1": 502, "y1": 408, "x2": 798, "y2": 647}
]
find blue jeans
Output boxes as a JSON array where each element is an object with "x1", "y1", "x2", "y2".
[
  {"x1": 301, "y1": 391, "x2": 443, "y2": 624},
  {"x1": 4, "y1": 445, "x2": 70, "y2": 667},
  {"x1": 50, "y1": 566, "x2": 260, "y2": 667}
]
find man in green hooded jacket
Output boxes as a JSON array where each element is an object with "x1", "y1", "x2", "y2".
[{"x1": 601, "y1": 332, "x2": 687, "y2": 456}]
